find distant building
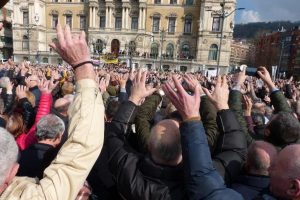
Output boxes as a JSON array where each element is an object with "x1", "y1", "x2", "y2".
[
  {"x1": 230, "y1": 40, "x2": 254, "y2": 67},
  {"x1": 0, "y1": 0, "x2": 13, "y2": 60},
  {"x1": 255, "y1": 26, "x2": 300, "y2": 77}
]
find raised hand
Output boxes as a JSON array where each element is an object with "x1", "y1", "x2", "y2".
[
  {"x1": 203, "y1": 76, "x2": 229, "y2": 111},
  {"x1": 96, "y1": 76, "x2": 107, "y2": 94},
  {"x1": 16, "y1": 85, "x2": 28, "y2": 99},
  {"x1": 183, "y1": 74, "x2": 204, "y2": 95},
  {"x1": 162, "y1": 75, "x2": 200, "y2": 121},
  {"x1": 243, "y1": 95, "x2": 253, "y2": 116},
  {"x1": 129, "y1": 70, "x2": 156, "y2": 106},
  {"x1": 6, "y1": 80, "x2": 14, "y2": 93},
  {"x1": 257, "y1": 67, "x2": 276, "y2": 90},
  {"x1": 49, "y1": 24, "x2": 90, "y2": 67},
  {"x1": 116, "y1": 73, "x2": 129, "y2": 88},
  {"x1": 38, "y1": 78, "x2": 59, "y2": 94}
]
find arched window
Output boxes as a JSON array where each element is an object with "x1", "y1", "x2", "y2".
[
  {"x1": 181, "y1": 44, "x2": 190, "y2": 58},
  {"x1": 42, "y1": 57, "x2": 49, "y2": 63},
  {"x1": 166, "y1": 43, "x2": 174, "y2": 59},
  {"x1": 150, "y1": 43, "x2": 159, "y2": 58},
  {"x1": 208, "y1": 44, "x2": 218, "y2": 61},
  {"x1": 22, "y1": 35, "x2": 29, "y2": 50},
  {"x1": 184, "y1": 15, "x2": 192, "y2": 34}
]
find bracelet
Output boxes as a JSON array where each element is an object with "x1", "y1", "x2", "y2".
[{"x1": 72, "y1": 61, "x2": 93, "y2": 70}]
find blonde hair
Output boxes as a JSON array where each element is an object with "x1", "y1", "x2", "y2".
[{"x1": 26, "y1": 91, "x2": 36, "y2": 107}]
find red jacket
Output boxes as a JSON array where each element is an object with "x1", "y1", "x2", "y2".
[{"x1": 16, "y1": 93, "x2": 53, "y2": 150}]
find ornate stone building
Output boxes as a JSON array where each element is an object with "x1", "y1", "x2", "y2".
[
  {"x1": 0, "y1": 0, "x2": 13, "y2": 60},
  {"x1": 12, "y1": 0, "x2": 237, "y2": 73}
]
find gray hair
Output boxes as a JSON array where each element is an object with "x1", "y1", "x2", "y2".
[
  {"x1": 36, "y1": 114, "x2": 65, "y2": 141},
  {"x1": 0, "y1": 77, "x2": 9, "y2": 88},
  {"x1": 0, "y1": 128, "x2": 18, "y2": 185}
]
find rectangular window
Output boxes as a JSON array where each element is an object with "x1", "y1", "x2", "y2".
[
  {"x1": 67, "y1": 0, "x2": 72, "y2": 2},
  {"x1": 23, "y1": 11, "x2": 29, "y2": 25},
  {"x1": 66, "y1": 15, "x2": 72, "y2": 28},
  {"x1": 100, "y1": 16, "x2": 106, "y2": 29},
  {"x1": 154, "y1": 0, "x2": 161, "y2": 4},
  {"x1": 152, "y1": 17, "x2": 160, "y2": 33},
  {"x1": 186, "y1": 0, "x2": 193, "y2": 5},
  {"x1": 131, "y1": 17, "x2": 138, "y2": 30},
  {"x1": 115, "y1": 17, "x2": 122, "y2": 30},
  {"x1": 212, "y1": 17, "x2": 221, "y2": 32},
  {"x1": 168, "y1": 18, "x2": 176, "y2": 34},
  {"x1": 184, "y1": 18, "x2": 192, "y2": 33},
  {"x1": 80, "y1": 16, "x2": 86, "y2": 30},
  {"x1": 52, "y1": 15, "x2": 58, "y2": 29},
  {"x1": 53, "y1": 0, "x2": 58, "y2": 2},
  {"x1": 170, "y1": 0, "x2": 177, "y2": 4}
]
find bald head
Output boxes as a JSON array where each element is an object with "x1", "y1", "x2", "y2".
[
  {"x1": 246, "y1": 141, "x2": 277, "y2": 176},
  {"x1": 148, "y1": 119, "x2": 182, "y2": 166},
  {"x1": 269, "y1": 144, "x2": 300, "y2": 198}
]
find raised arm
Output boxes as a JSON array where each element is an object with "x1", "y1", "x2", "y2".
[
  {"x1": 257, "y1": 67, "x2": 292, "y2": 113},
  {"x1": 163, "y1": 75, "x2": 243, "y2": 200},
  {"x1": 4, "y1": 24, "x2": 104, "y2": 199}
]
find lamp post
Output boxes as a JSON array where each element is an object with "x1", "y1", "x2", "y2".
[
  {"x1": 207, "y1": 2, "x2": 244, "y2": 75},
  {"x1": 159, "y1": 29, "x2": 166, "y2": 72},
  {"x1": 26, "y1": 13, "x2": 39, "y2": 62}
]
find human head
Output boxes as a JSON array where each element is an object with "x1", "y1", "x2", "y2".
[
  {"x1": 36, "y1": 114, "x2": 65, "y2": 147},
  {"x1": 6, "y1": 113, "x2": 24, "y2": 138},
  {"x1": 148, "y1": 119, "x2": 182, "y2": 166},
  {"x1": 265, "y1": 112, "x2": 300, "y2": 147},
  {"x1": 246, "y1": 141, "x2": 277, "y2": 176},
  {"x1": 0, "y1": 128, "x2": 19, "y2": 194},
  {"x1": 105, "y1": 100, "x2": 120, "y2": 122},
  {"x1": 61, "y1": 82, "x2": 74, "y2": 96},
  {"x1": 54, "y1": 95, "x2": 74, "y2": 117},
  {"x1": 0, "y1": 77, "x2": 10, "y2": 88},
  {"x1": 26, "y1": 75, "x2": 39, "y2": 88},
  {"x1": 269, "y1": 144, "x2": 300, "y2": 198}
]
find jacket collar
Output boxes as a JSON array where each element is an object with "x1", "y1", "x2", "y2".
[{"x1": 139, "y1": 156, "x2": 183, "y2": 181}]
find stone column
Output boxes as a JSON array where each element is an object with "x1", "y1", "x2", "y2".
[
  {"x1": 105, "y1": 7, "x2": 109, "y2": 29},
  {"x1": 138, "y1": 8, "x2": 142, "y2": 30},
  {"x1": 126, "y1": 8, "x2": 129, "y2": 29},
  {"x1": 122, "y1": 7, "x2": 126, "y2": 29},
  {"x1": 89, "y1": 7, "x2": 93, "y2": 28},
  {"x1": 93, "y1": 7, "x2": 97, "y2": 27},
  {"x1": 109, "y1": 7, "x2": 113, "y2": 28},
  {"x1": 142, "y1": 8, "x2": 146, "y2": 29}
]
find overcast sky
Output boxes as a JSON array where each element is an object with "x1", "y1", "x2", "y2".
[{"x1": 235, "y1": 0, "x2": 300, "y2": 24}]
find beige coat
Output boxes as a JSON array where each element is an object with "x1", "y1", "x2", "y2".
[{"x1": 0, "y1": 79, "x2": 104, "y2": 200}]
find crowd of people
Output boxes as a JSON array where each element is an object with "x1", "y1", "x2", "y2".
[{"x1": 0, "y1": 17, "x2": 300, "y2": 200}]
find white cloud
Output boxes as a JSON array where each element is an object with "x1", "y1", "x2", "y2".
[{"x1": 240, "y1": 10, "x2": 262, "y2": 24}]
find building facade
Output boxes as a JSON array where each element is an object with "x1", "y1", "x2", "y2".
[
  {"x1": 12, "y1": 0, "x2": 237, "y2": 73},
  {"x1": 0, "y1": 0, "x2": 13, "y2": 60},
  {"x1": 255, "y1": 27, "x2": 300, "y2": 77},
  {"x1": 230, "y1": 40, "x2": 254, "y2": 67}
]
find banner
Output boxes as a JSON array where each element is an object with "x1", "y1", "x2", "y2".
[{"x1": 101, "y1": 53, "x2": 119, "y2": 64}]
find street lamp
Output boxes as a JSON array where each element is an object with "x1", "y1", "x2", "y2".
[
  {"x1": 26, "y1": 13, "x2": 39, "y2": 62},
  {"x1": 207, "y1": 2, "x2": 245, "y2": 74},
  {"x1": 159, "y1": 29, "x2": 166, "y2": 72}
]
